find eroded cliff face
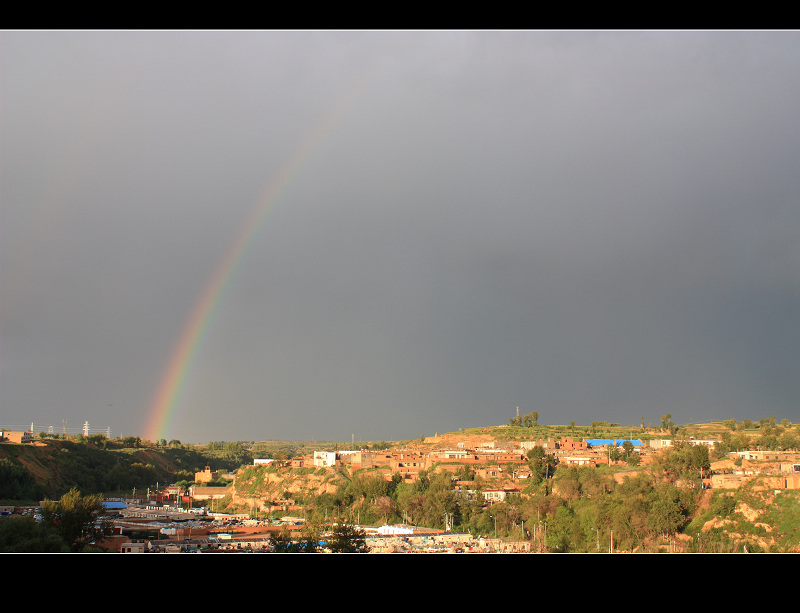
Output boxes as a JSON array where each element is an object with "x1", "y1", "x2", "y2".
[{"x1": 229, "y1": 464, "x2": 344, "y2": 509}]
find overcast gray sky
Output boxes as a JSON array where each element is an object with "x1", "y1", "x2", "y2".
[{"x1": 2, "y1": 30, "x2": 800, "y2": 443}]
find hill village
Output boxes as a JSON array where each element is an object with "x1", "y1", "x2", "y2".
[{"x1": 15, "y1": 427, "x2": 794, "y2": 553}]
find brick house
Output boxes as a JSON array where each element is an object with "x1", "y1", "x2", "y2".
[
  {"x1": 0, "y1": 431, "x2": 33, "y2": 444},
  {"x1": 194, "y1": 466, "x2": 219, "y2": 483},
  {"x1": 559, "y1": 437, "x2": 588, "y2": 451}
]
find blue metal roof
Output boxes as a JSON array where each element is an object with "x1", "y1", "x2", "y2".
[
  {"x1": 101, "y1": 501, "x2": 128, "y2": 510},
  {"x1": 585, "y1": 439, "x2": 644, "y2": 447}
]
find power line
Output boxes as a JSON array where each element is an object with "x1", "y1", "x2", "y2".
[{"x1": 0, "y1": 423, "x2": 113, "y2": 437}]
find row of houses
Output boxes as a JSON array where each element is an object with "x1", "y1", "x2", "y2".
[
  {"x1": 321, "y1": 436, "x2": 655, "y2": 462},
  {"x1": 300, "y1": 437, "x2": 655, "y2": 484},
  {"x1": 140, "y1": 436, "x2": 800, "y2": 517},
  {"x1": 299, "y1": 436, "x2": 800, "y2": 491}
]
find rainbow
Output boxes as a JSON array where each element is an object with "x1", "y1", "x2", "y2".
[{"x1": 143, "y1": 84, "x2": 366, "y2": 443}]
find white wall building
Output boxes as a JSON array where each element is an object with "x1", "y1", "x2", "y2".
[
  {"x1": 313, "y1": 451, "x2": 337, "y2": 467},
  {"x1": 377, "y1": 524, "x2": 414, "y2": 535}
]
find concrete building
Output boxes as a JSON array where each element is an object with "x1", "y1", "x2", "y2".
[
  {"x1": 194, "y1": 466, "x2": 219, "y2": 483},
  {"x1": 0, "y1": 431, "x2": 33, "y2": 444},
  {"x1": 483, "y1": 488, "x2": 521, "y2": 503},
  {"x1": 313, "y1": 451, "x2": 337, "y2": 467}
]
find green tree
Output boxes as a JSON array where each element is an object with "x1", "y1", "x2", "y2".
[
  {"x1": 326, "y1": 521, "x2": 370, "y2": 553},
  {"x1": 0, "y1": 458, "x2": 44, "y2": 500},
  {"x1": 621, "y1": 440, "x2": 640, "y2": 466},
  {"x1": 269, "y1": 524, "x2": 320, "y2": 553},
  {"x1": 269, "y1": 526, "x2": 299, "y2": 552},
  {"x1": 0, "y1": 515, "x2": 69, "y2": 553},
  {"x1": 546, "y1": 505, "x2": 577, "y2": 552},
  {"x1": 40, "y1": 487, "x2": 112, "y2": 551},
  {"x1": 553, "y1": 466, "x2": 582, "y2": 503},
  {"x1": 758, "y1": 434, "x2": 778, "y2": 450},
  {"x1": 527, "y1": 446, "x2": 555, "y2": 484},
  {"x1": 458, "y1": 491, "x2": 485, "y2": 532},
  {"x1": 779, "y1": 432, "x2": 799, "y2": 451},
  {"x1": 296, "y1": 521, "x2": 323, "y2": 553},
  {"x1": 646, "y1": 483, "x2": 688, "y2": 538},
  {"x1": 420, "y1": 471, "x2": 458, "y2": 528},
  {"x1": 689, "y1": 444, "x2": 711, "y2": 477},
  {"x1": 522, "y1": 411, "x2": 539, "y2": 428},
  {"x1": 86, "y1": 433, "x2": 108, "y2": 449}
]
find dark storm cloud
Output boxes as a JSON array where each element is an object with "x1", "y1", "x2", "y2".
[{"x1": 2, "y1": 30, "x2": 799, "y2": 442}]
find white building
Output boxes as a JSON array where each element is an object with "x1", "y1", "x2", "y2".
[
  {"x1": 377, "y1": 524, "x2": 414, "y2": 535},
  {"x1": 313, "y1": 451, "x2": 337, "y2": 467},
  {"x1": 483, "y1": 488, "x2": 520, "y2": 503}
]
